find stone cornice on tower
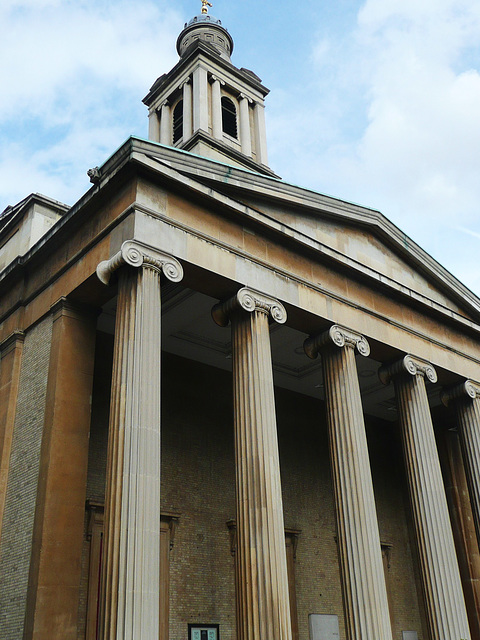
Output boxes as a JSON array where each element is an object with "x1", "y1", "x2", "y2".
[{"x1": 143, "y1": 39, "x2": 269, "y2": 108}]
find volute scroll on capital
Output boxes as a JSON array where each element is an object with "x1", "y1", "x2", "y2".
[
  {"x1": 238, "y1": 92, "x2": 253, "y2": 104},
  {"x1": 96, "y1": 240, "x2": 184, "y2": 286},
  {"x1": 379, "y1": 354, "x2": 438, "y2": 386},
  {"x1": 441, "y1": 379, "x2": 480, "y2": 407},
  {"x1": 209, "y1": 74, "x2": 225, "y2": 86},
  {"x1": 304, "y1": 324, "x2": 370, "y2": 360},
  {"x1": 212, "y1": 287, "x2": 287, "y2": 327}
]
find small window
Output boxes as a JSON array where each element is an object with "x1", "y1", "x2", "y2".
[
  {"x1": 173, "y1": 100, "x2": 184, "y2": 143},
  {"x1": 221, "y1": 97, "x2": 237, "y2": 138},
  {"x1": 189, "y1": 624, "x2": 219, "y2": 640}
]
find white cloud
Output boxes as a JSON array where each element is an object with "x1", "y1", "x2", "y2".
[
  {"x1": 267, "y1": 0, "x2": 480, "y2": 292},
  {"x1": 0, "y1": 0, "x2": 182, "y2": 209}
]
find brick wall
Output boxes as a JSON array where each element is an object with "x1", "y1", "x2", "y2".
[
  {"x1": 0, "y1": 316, "x2": 53, "y2": 639},
  {"x1": 79, "y1": 348, "x2": 427, "y2": 640}
]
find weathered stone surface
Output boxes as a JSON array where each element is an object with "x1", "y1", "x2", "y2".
[
  {"x1": 380, "y1": 355, "x2": 471, "y2": 640},
  {"x1": 305, "y1": 325, "x2": 393, "y2": 640},
  {"x1": 213, "y1": 287, "x2": 292, "y2": 640}
]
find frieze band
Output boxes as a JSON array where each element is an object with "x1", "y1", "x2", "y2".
[{"x1": 96, "y1": 240, "x2": 184, "y2": 286}]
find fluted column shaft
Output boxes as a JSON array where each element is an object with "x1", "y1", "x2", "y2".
[
  {"x1": 305, "y1": 325, "x2": 393, "y2": 640},
  {"x1": 213, "y1": 288, "x2": 292, "y2": 640},
  {"x1": 444, "y1": 381, "x2": 480, "y2": 548},
  {"x1": 380, "y1": 356, "x2": 471, "y2": 640},
  {"x1": 97, "y1": 241, "x2": 183, "y2": 640}
]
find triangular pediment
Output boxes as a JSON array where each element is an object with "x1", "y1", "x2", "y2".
[{"x1": 98, "y1": 138, "x2": 480, "y2": 326}]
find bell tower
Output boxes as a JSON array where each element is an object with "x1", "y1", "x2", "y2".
[{"x1": 143, "y1": 2, "x2": 275, "y2": 176}]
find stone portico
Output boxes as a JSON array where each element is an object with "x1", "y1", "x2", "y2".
[{"x1": 1, "y1": 7, "x2": 480, "y2": 640}]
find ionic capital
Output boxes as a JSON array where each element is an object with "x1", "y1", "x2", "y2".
[
  {"x1": 442, "y1": 379, "x2": 480, "y2": 406},
  {"x1": 304, "y1": 324, "x2": 370, "y2": 360},
  {"x1": 209, "y1": 74, "x2": 225, "y2": 86},
  {"x1": 96, "y1": 240, "x2": 183, "y2": 286},
  {"x1": 379, "y1": 354, "x2": 437, "y2": 386},
  {"x1": 212, "y1": 287, "x2": 287, "y2": 327},
  {"x1": 155, "y1": 100, "x2": 170, "y2": 114},
  {"x1": 238, "y1": 92, "x2": 253, "y2": 103}
]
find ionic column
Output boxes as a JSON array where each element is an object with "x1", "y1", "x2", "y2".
[
  {"x1": 212, "y1": 287, "x2": 292, "y2": 640},
  {"x1": 443, "y1": 380, "x2": 480, "y2": 546},
  {"x1": 159, "y1": 102, "x2": 171, "y2": 145},
  {"x1": 182, "y1": 79, "x2": 193, "y2": 140},
  {"x1": 210, "y1": 75, "x2": 223, "y2": 140},
  {"x1": 380, "y1": 355, "x2": 471, "y2": 640},
  {"x1": 97, "y1": 240, "x2": 183, "y2": 640},
  {"x1": 239, "y1": 93, "x2": 252, "y2": 157},
  {"x1": 305, "y1": 325, "x2": 393, "y2": 640},
  {"x1": 253, "y1": 102, "x2": 269, "y2": 166}
]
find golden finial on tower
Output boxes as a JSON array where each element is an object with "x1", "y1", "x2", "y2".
[{"x1": 201, "y1": 0, "x2": 213, "y2": 14}]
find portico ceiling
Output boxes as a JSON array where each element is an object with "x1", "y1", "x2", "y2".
[{"x1": 97, "y1": 285, "x2": 443, "y2": 423}]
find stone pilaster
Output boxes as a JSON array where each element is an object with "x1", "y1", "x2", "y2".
[
  {"x1": 148, "y1": 109, "x2": 160, "y2": 143},
  {"x1": 443, "y1": 380, "x2": 480, "y2": 546},
  {"x1": 239, "y1": 94, "x2": 252, "y2": 157},
  {"x1": 210, "y1": 75, "x2": 223, "y2": 140},
  {"x1": 380, "y1": 355, "x2": 471, "y2": 640},
  {"x1": 97, "y1": 241, "x2": 183, "y2": 640},
  {"x1": 0, "y1": 331, "x2": 24, "y2": 541},
  {"x1": 24, "y1": 300, "x2": 98, "y2": 640},
  {"x1": 182, "y1": 79, "x2": 193, "y2": 141},
  {"x1": 305, "y1": 325, "x2": 393, "y2": 640},
  {"x1": 253, "y1": 102, "x2": 268, "y2": 166},
  {"x1": 193, "y1": 65, "x2": 209, "y2": 133},
  {"x1": 159, "y1": 102, "x2": 171, "y2": 146},
  {"x1": 212, "y1": 287, "x2": 292, "y2": 640}
]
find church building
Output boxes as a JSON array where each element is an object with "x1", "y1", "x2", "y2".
[{"x1": 1, "y1": 4, "x2": 480, "y2": 640}]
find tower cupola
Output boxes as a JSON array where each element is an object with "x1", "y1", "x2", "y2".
[
  {"x1": 143, "y1": 2, "x2": 276, "y2": 176},
  {"x1": 177, "y1": 13, "x2": 234, "y2": 61}
]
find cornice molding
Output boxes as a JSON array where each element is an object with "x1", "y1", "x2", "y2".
[
  {"x1": 96, "y1": 240, "x2": 183, "y2": 286},
  {"x1": 50, "y1": 297, "x2": 99, "y2": 322},
  {"x1": 212, "y1": 286, "x2": 287, "y2": 327},
  {"x1": 0, "y1": 329, "x2": 25, "y2": 356},
  {"x1": 379, "y1": 354, "x2": 438, "y2": 385},
  {"x1": 304, "y1": 324, "x2": 370, "y2": 360}
]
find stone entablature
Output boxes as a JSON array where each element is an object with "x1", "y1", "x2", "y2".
[{"x1": 0, "y1": 194, "x2": 68, "y2": 273}]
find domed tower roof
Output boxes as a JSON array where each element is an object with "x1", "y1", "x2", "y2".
[
  {"x1": 176, "y1": 6, "x2": 234, "y2": 61},
  {"x1": 144, "y1": 1, "x2": 276, "y2": 176}
]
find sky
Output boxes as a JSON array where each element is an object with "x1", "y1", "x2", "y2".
[{"x1": 1, "y1": 0, "x2": 480, "y2": 294}]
